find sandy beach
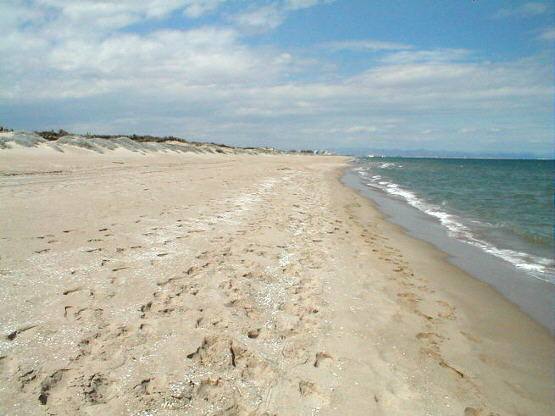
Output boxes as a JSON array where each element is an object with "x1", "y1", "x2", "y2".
[{"x1": 0, "y1": 143, "x2": 553, "y2": 415}]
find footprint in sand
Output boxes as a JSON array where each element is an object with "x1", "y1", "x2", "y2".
[
  {"x1": 247, "y1": 328, "x2": 261, "y2": 339},
  {"x1": 63, "y1": 306, "x2": 73, "y2": 318},
  {"x1": 38, "y1": 369, "x2": 67, "y2": 405},
  {"x1": 62, "y1": 287, "x2": 88, "y2": 296},
  {"x1": 6, "y1": 325, "x2": 37, "y2": 341},
  {"x1": 436, "y1": 300, "x2": 457, "y2": 320},
  {"x1": 313, "y1": 352, "x2": 333, "y2": 368},
  {"x1": 82, "y1": 372, "x2": 114, "y2": 404},
  {"x1": 415, "y1": 332, "x2": 444, "y2": 350},
  {"x1": 84, "y1": 248, "x2": 102, "y2": 253}
]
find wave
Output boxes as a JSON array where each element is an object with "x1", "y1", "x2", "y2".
[
  {"x1": 378, "y1": 162, "x2": 403, "y2": 169},
  {"x1": 356, "y1": 168, "x2": 555, "y2": 283}
]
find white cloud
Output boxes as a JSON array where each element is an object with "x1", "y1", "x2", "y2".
[
  {"x1": 2, "y1": 26, "x2": 288, "y2": 100},
  {"x1": 230, "y1": 0, "x2": 333, "y2": 33},
  {"x1": 458, "y1": 127, "x2": 504, "y2": 134},
  {"x1": 231, "y1": 5, "x2": 285, "y2": 33},
  {"x1": 284, "y1": 0, "x2": 333, "y2": 11},
  {"x1": 37, "y1": 0, "x2": 190, "y2": 29},
  {"x1": 343, "y1": 126, "x2": 378, "y2": 134},
  {"x1": 323, "y1": 39, "x2": 412, "y2": 52},
  {"x1": 378, "y1": 49, "x2": 472, "y2": 64},
  {"x1": 183, "y1": 0, "x2": 226, "y2": 18},
  {"x1": 494, "y1": 2, "x2": 549, "y2": 18},
  {"x1": 537, "y1": 26, "x2": 555, "y2": 41},
  {"x1": 1, "y1": 0, "x2": 227, "y2": 43}
]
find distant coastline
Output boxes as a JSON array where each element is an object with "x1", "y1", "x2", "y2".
[{"x1": 336, "y1": 147, "x2": 553, "y2": 160}]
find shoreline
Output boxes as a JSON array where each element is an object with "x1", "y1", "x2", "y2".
[
  {"x1": 326, "y1": 164, "x2": 554, "y2": 414},
  {"x1": 0, "y1": 148, "x2": 553, "y2": 415},
  {"x1": 342, "y1": 165, "x2": 555, "y2": 333}
]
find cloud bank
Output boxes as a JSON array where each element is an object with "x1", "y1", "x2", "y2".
[{"x1": 0, "y1": 0, "x2": 553, "y2": 156}]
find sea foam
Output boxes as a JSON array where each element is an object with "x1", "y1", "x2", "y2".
[{"x1": 356, "y1": 165, "x2": 555, "y2": 283}]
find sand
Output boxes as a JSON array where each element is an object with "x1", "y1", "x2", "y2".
[{"x1": 0, "y1": 143, "x2": 553, "y2": 415}]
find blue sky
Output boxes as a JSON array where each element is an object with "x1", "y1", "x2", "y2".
[{"x1": 1, "y1": 0, "x2": 553, "y2": 156}]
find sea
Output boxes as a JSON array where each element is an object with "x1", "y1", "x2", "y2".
[{"x1": 344, "y1": 157, "x2": 554, "y2": 331}]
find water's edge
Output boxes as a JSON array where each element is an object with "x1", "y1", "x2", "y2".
[{"x1": 341, "y1": 168, "x2": 555, "y2": 334}]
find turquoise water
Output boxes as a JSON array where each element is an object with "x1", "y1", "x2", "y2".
[{"x1": 354, "y1": 158, "x2": 554, "y2": 282}]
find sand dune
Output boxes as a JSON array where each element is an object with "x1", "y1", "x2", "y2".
[
  {"x1": 0, "y1": 131, "x2": 281, "y2": 155},
  {"x1": 0, "y1": 146, "x2": 552, "y2": 415}
]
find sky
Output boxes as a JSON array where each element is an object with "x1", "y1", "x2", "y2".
[{"x1": 0, "y1": 0, "x2": 553, "y2": 156}]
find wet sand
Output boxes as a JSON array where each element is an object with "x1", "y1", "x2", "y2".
[
  {"x1": 0, "y1": 145, "x2": 553, "y2": 415},
  {"x1": 343, "y1": 169, "x2": 555, "y2": 333}
]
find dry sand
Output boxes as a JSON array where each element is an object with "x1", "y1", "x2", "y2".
[{"x1": 0, "y1": 142, "x2": 553, "y2": 415}]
